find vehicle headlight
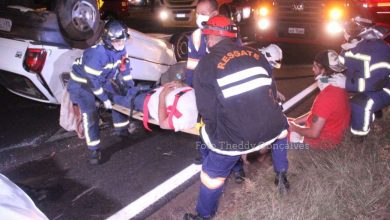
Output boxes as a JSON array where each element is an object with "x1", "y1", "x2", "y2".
[
  {"x1": 243, "y1": 7, "x2": 251, "y2": 19},
  {"x1": 160, "y1": 10, "x2": 168, "y2": 20},
  {"x1": 326, "y1": 21, "x2": 343, "y2": 34},
  {"x1": 257, "y1": 18, "x2": 270, "y2": 30},
  {"x1": 329, "y1": 7, "x2": 343, "y2": 20},
  {"x1": 259, "y1": 6, "x2": 269, "y2": 17}
]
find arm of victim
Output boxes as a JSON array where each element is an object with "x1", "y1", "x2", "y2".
[{"x1": 288, "y1": 114, "x2": 326, "y2": 138}]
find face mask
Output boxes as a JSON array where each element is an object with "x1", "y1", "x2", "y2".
[
  {"x1": 196, "y1": 14, "x2": 210, "y2": 29},
  {"x1": 112, "y1": 39, "x2": 126, "y2": 51},
  {"x1": 315, "y1": 74, "x2": 330, "y2": 91},
  {"x1": 113, "y1": 44, "x2": 125, "y2": 51}
]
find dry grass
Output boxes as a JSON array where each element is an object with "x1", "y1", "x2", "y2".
[{"x1": 216, "y1": 108, "x2": 390, "y2": 220}]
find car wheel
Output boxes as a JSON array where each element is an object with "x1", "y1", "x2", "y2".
[
  {"x1": 170, "y1": 32, "x2": 189, "y2": 62},
  {"x1": 56, "y1": 0, "x2": 100, "y2": 41}
]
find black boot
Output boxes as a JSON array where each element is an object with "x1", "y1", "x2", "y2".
[
  {"x1": 274, "y1": 171, "x2": 290, "y2": 195},
  {"x1": 183, "y1": 213, "x2": 210, "y2": 220},
  {"x1": 113, "y1": 129, "x2": 131, "y2": 138},
  {"x1": 89, "y1": 149, "x2": 102, "y2": 165}
]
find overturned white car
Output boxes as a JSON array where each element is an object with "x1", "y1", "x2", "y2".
[{"x1": 0, "y1": 5, "x2": 177, "y2": 104}]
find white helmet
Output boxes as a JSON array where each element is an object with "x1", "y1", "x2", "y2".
[{"x1": 259, "y1": 44, "x2": 283, "y2": 69}]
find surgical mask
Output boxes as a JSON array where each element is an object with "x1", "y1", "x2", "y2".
[
  {"x1": 315, "y1": 74, "x2": 330, "y2": 91},
  {"x1": 113, "y1": 44, "x2": 125, "y2": 51},
  {"x1": 112, "y1": 39, "x2": 126, "y2": 51},
  {"x1": 196, "y1": 14, "x2": 210, "y2": 29}
]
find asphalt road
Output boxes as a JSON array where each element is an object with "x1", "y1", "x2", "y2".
[{"x1": 0, "y1": 8, "x2": 333, "y2": 220}]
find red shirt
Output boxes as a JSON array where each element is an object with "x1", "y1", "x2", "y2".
[{"x1": 305, "y1": 85, "x2": 351, "y2": 149}]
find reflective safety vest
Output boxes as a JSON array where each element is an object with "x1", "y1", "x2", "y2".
[{"x1": 340, "y1": 39, "x2": 390, "y2": 92}]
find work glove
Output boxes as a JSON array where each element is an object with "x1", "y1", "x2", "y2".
[
  {"x1": 328, "y1": 73, "x2": 347, "y2": 89},
  {"x1": 103, "y1": 99, "x2": 112, "y2": 109}
]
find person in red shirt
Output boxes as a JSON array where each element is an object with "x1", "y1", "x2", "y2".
[{"x1": 289, "y1": 50, "x2": 351, "y2": 150}]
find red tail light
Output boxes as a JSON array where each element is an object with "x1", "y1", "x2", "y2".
[{"x1": 23, "y1": 48, "x2": 47, "y2": 74}]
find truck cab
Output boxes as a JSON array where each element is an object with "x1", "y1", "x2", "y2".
[
  {"x1": 252, "y1": 0, "x2": 389, "y2": 45},
  {"x1": 158, "y1": 0, "x2": 252, "y2": 27}
]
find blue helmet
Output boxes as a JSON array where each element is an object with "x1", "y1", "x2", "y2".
[{"x1": 102, "y1": 20, "x2": 129, "y2": 50}]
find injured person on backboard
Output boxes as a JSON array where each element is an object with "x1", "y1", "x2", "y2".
[{"x1": 112, "y1": 81, "x2": 199, "y2": 135}]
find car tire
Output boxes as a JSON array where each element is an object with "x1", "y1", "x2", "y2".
[
  {"x1": 56, "y1": 0, "x2": 100, "y2": 41},
  {"x1": 170, "y1": 32, "x2": 189, "y2": 62}
]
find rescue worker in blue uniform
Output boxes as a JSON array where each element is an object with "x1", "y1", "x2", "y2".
[
  {"x1": 329, "y1": 16, "x2": 390, "y2": 136},
  {"x1": 184, "y1": 0, "x2": 218, "y2": 86},
  {"x1": 184, "y1": 16, "x2": 290, "y2": 220},
  {"x1": 67, "y1": 20, "x2": 135, "y2": 165},
  {"x1": 187, "y1": 0, "x2": 245, "y2": 184}
]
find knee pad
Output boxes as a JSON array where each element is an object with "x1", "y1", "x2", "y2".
[{"x1": 200, "y1": 170, "x2": 225, "y2": 190}]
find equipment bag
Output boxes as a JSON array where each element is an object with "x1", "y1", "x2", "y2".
[{"x1": 59, "y1": 90, "x2": 84, "y2": 139}]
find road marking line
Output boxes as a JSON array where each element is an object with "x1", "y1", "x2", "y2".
[
  {"x1": 282, "y1": 82, "x2": 318, "y2": 112},
  {"x1": 106, "y1": 164, "x2": 201, "y2": 220},
  {"x1": 0, "y1": 134, "x2": 46, "y2": 153}
]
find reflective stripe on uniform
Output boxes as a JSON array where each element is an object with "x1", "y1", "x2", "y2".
[
  {"x1": 70, "y1": 71, "x2": 87, "y2": 83},
  {"x1": 82, "y1": 113, "x2": 100, "y2": 147},
  {"x1": 217, "y1": 67, "x2": 269, "y2": 87},
  {"x1": 104, "y1": 60, "x2": 121, "y2": 69},
  {"x1": 84, "y1": 65, "x2": 102, "y2": 76},
  {"x1": 351, "y1": 127, "x2": 370, "y2": 136},
  {"x1": 187, "y1": 58, "x2": 199, "y2": 70},
  {"x1": 370, "y1": 62, "x2": 390, "y2": 72},
  {"x1": 361, "y1": 98, "x2": 374, "y2": 133},
  {"x1": 384, "y1": 88, "x2": 390, "y2": 96},
  {"x1": 123, "y1": 75, "x2": 133, "y2": 81},
  {"x1": 114, "y1": 120, "x2": 129, "y2": 128},
  {"x1": 221, "y1": 78, "x2": 272, "y2": 98},
  {"x1": 358, "y1": 78, "x2": 366, "y2": 92},
  {"x1": 192, "y1": 29, "x2": 202, "y2": 52},
  {"x1": 345, "y1": 51, "x2": 371, "y2": 78},
  {"x1": 93, "y1": 87, "x2": 104, "y2": 96},
  {"x1": 217, "y1": 67, "x2": 271, "y2": 98},
  {"x1": 200, "y1": 125, "x2": 283, "y2": 156}
]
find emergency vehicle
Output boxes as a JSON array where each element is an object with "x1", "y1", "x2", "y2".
[
  {"x1": 253, "y1": 0, "x2": 390, "y2": 45},
  {"x1": 98, "y1": 0, "x2": 130, "y2": 20},
  {"x1": 158, "y1": 0, "x2": 252, "y2": 27}
]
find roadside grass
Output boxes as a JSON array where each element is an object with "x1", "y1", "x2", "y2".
[{"x1": 217, "y1": 108, "x2": 390, "y2": 220}]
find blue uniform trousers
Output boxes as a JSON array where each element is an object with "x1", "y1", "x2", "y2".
[
  {"x1": 68, "y1": 81, "x2": 101, "y2": 150},
  {"x1": 67, "y1": 80, "x2": 136, "y2": 150},
  {"x1": 196, "y1": 137, "x2": 288, "y2": 217},
  {"x1": 350, "y1": 90, "x2": 390, "y2": 135},
  {"x1": 109, "y1": 89, "x2": 146, "y2": 132}
]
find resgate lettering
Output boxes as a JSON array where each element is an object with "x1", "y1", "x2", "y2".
[{"x1": 217, "y1": 50, "x2": 260, "y2": 69}]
